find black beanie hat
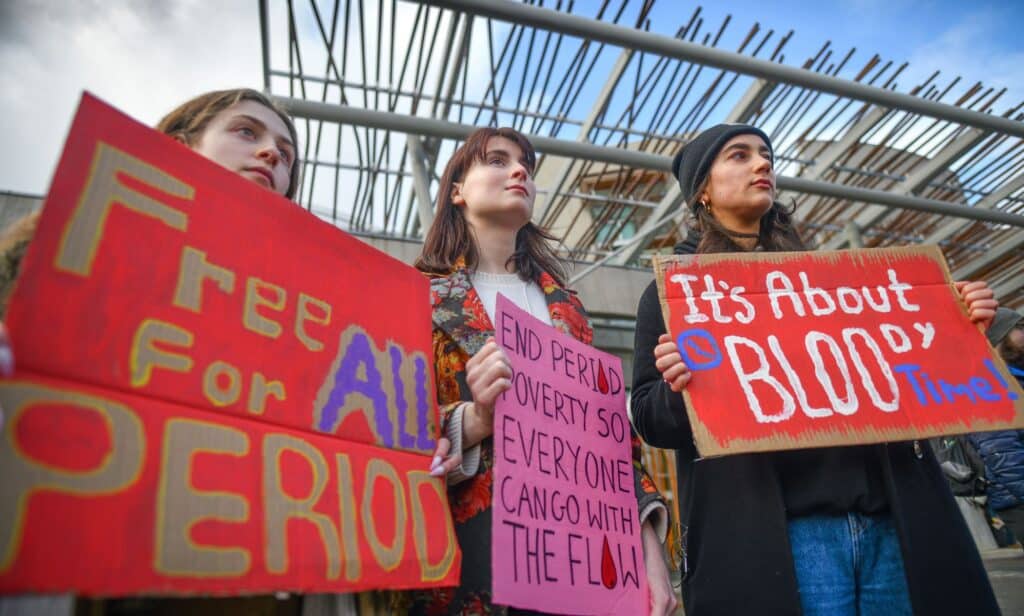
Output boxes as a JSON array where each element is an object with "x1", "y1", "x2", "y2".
[{"x1": 671, "y1": 123, "x2": 773, "y2": 205}]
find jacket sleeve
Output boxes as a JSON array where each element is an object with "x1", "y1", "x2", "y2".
[
  {"x1": 431, "y1": 327, "x2": 481, "y2": 484},
  {"x1": 631, "y1": 430, "x2": 669, "y2": 541},
  {"x1": 630, "y1": 280, "x2": 698, "y2": 457}
]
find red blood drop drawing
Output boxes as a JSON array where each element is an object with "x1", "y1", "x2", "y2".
[
  {"x1": 597, "y1": 359, "x2": 610, "y2": 394},
  {"x1": 600, "y1": 535, "x2": 617, "y2": 589}
]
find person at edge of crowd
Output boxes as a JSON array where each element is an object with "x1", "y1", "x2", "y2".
[
  {"x1": 0, "y1": 87, "x2": 452, "y2": 613},
  {"x1": 630, "y1": 123, "x2": 1002, "y2": 616},
  {"x1": 0, "y1": 88, "x2": 390, "y2": 616},
  {"x1": 0, "y1": 88, "x2": 301, "y2": 308},
  {"x1": 0, "y1": 88, "x2": 300, "y2": 429},
  {"x1": 398, "y1": 126, "x2": 677, "y2": 615},
  {"x1": 970, "y1": 308, "x2": 1024, "y2": 549}
]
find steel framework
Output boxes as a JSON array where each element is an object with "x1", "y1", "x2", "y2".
[{"x1": 260, "y1": 0, "x2": 1024, "y2": 308}]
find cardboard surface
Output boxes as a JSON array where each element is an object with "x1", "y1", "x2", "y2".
[
  {"x1": 0, "y1": 94, "x2": 460, "y2": 594},
  {"x1": 491, "y1": 294, "x2": 646, "y2": 615},
  {"x1": 654, "y1": 247, "x2": 1024, "y2": 457}
]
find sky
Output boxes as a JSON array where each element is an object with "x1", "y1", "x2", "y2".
[{"x1": 0, "y1": 0, "x2": 1021, "y2": 197}]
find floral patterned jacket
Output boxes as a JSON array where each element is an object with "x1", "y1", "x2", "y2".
[{"x1": 409, "y1": 260, "x2": 667, "y2": 615}]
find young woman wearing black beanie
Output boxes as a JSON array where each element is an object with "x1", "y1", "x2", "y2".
[{"x1": 630, "y1": 123, "x2": 1002, "y2": 616}]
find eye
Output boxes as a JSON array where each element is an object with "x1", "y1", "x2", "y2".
[
  {"x1": 278, "y1": 147, "x2": 292, "y2": 164},
  {"x1": 488, "y1": 156, "x2": 505, "y2": 166},
  {"x1": 237, "y1": 125, "x2": 256, "y2": 138}
]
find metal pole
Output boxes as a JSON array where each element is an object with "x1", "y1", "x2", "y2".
[
  {"x1": 409, "y1": 0, "x2": 1024, "y2": 139},
  {"x1": 268, "y1": 71, "x2": 580, "y2": 126},
  {"x1": 259, "y1": 0, "x2": 272, "y2": 92},
  {"x1": 405, "y1": 135, "x2": 436, "y2": 230},
  {"x1": 776, "y1": 176, "x2": 1024, "y2": 226},
  {"x1": 535, "y1": 48, "x2": 635, "y2": 223},
  {"x1": 569, "y1": 211, "x2": 678, "y2": 284},
  {"x1": 276, "y1": 96, "x2": 669, "y2": 166},
  {"x1": 277, "y1": 96, "x2": 1024, "y2": 228},
  {"x1": 844, "y1": 221, "x2": 864, "y2": 249},
  {"x1": 613, "y1": 184, "x2": 683, "y2": 265}
]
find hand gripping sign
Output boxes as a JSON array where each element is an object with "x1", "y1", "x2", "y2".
[
  {"x1": 654, "y1": 247, "x2": 1024, "y2": 457},
  {"x1": 491, "y1": 294, "x2": 647, "y2": 615},
  {"x1": 0, "y1": 94, "x2": 460, "y2": 596}
]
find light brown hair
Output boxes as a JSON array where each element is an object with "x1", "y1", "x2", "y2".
[{"x1": 155, "y1": 88, "x2": 300, "y2": 200}]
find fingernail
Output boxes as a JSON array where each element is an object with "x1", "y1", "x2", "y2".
[
  {"x1": 431, "y1": 455, "x2": 442, "y2": 469},
  {"x1": 430, "y1": 466, "x2": 445, "y2": 477}
]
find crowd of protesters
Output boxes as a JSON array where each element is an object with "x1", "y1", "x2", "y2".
[{"x1": 0, "y1": 89, "x2": 1020, "y2": 616}]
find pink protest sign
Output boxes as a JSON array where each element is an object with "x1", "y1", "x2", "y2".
[{"x1": 491, "y1": 294, "x2": 647, "y2": 615}]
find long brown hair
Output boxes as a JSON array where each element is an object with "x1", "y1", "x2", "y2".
[
  {"x1": 415, "y1": 127, "x2": 567, "y2": 286},
  {"x1": 155, "y1": 88, "x2": 300, "y2": 200},
  {"x1": 689, "y1": 178, "x2": 806, "y2": 254}
]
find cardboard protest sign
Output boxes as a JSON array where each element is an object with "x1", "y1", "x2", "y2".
[
  {"x1": 0, "y1": 94, "x2": 460, "y2": 595},
  {"x1": 491, "y1": 294, "x2": 646, "y2": 615},
  {"x1": 654, "y1": 247, "x2": 1024, "y2": 457}
]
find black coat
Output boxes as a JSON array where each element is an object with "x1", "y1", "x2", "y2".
[{"x1": 630, "y1": 275, "x2": 1000, "y2": 616}]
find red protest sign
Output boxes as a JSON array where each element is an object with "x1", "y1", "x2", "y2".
[
  {"x1": 0, "y1": 94, "x2": 460, "y2": 595},
  {"x1": 654, "y1": 247, "x2": 1024, "y2": 457},
  {"x1": 492, "y1": 294, "x2": 646, "y2": 615}
]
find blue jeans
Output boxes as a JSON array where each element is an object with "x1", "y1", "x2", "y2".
[{"x1": 787, "y1": 513, "x2": 912, "y2": 616}]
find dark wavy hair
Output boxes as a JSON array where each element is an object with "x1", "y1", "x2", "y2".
[
  {"x1": 415, "y1": 127, "x2": 567, "y2": 286},
  {"x1": 155, "y1": 88, "x2": 300, "y2": 200},
  {"x1": 688, "y1": 177, "x2": 806, "y2": 254}
]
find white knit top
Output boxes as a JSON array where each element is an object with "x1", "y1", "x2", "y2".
[{"x1": 469, "y1": 270, "x2": 553, "y2": 326}]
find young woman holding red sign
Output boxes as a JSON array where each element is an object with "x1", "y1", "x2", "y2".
[
  {"x1": 409, "y1": 127, "x2": 677, "y2": 615},
  {"x1": 0, "y1": 88, "x2": 298, "y2": 318},
  {"x1": 630, "y1": 124, "x2": 1001, "y2": 616},
  {"x1": 0, "y1": 88, "x2": 306, "y2": 615},
  {"x1": 0, "y1": 87, "x2": 298, "y2": 419}
]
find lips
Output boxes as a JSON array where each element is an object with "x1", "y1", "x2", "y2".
[
  {"x1": 245, "y1": 167, "x2": 276, "y2": 190},
  {"x1": 506, "y1": 185, "x2": 528, "y2": 196},
  {"x1": 751, "y1": 178, "x2": 773, "y2": 190}
]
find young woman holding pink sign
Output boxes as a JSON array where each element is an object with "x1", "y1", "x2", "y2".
[
  {"x1": 410, "y1": 127, "x2": 676, "y2": 615},
  {"x1": 630, "y1": 123, "x2": 1001, "y2": 616}
]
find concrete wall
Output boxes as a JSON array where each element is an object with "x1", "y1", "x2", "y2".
[
  {"x1": 570, "y1": 262, "x2": 651, "y2": 319},
  {"x1": 0, "y1": 192, "x2": 43, "y2": 231}
]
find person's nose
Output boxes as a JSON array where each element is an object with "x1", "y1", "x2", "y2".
[
  {"x1": 753, "y1": 152, "x2": 772, "y2": 174},
  {"x1": 257, "y1": 140, "x2": 281, "y2": 167},
  {"x1": 510, "y1": 161, "x2": 528, "y2": 181}
]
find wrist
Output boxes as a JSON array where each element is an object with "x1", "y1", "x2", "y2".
[
  {"x1": 641, "y1": 521, "x2": 660, "y2": 555},
  {"x1": 473, "y1": 401, "x2": 494, "y2": 427},
  {"x1": 463, "y1": 402, "x2": 494, "y2": 448}
]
